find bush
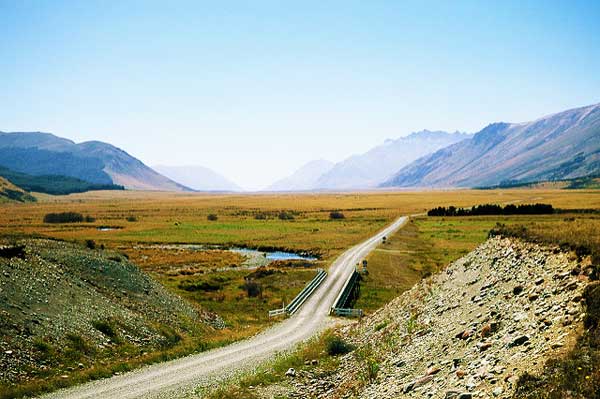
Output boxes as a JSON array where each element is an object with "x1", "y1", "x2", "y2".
[
  {"x1": 325, "y1": 334, "x2": 354, "y2": 356},
  {"x1": 92, "y1": 320, "x2": 118, "y2": 338},
  {"x1": 126, "y1": 215, "x2": 137, "y2": 222},
  {"x1": 0, "y1": 244, "x2": 25, "y2": 259},
  {"x1": 355, "y1": 346, "x2": 380, "y2": 383},
  {"x1": 158, "y1": 325, "x2": 182, "y2": 348},
  {"x1": 243, "y1": 279, "x2": 262, "y2": 297},
  {"x1": 65, "y1": 333, "x2": 93, "y2": 359},
  {"x1": 179, "y1": 280, "x2": 223, "y2": 292},
  {"x1": 329, "y1": 211, "x2": 345, "y2": 220},
  {"x1": 428, "y1": 203, "x2": 554, "y2": 217},
  {"x1": 207, "y1": 214, "x2": 218, "y2": 221},
  {"x1": 278, "y1": 211, "x2": 294, "y2": 220},
  {"x1": 584, "y1": 282, "x2": 600, "y2": 329},
  {"x1": 43, "y1": 212, "x2": 84, "y2": 223},
  {"x1": 85, "y1": 240, "x2": 96, "y2": 250},
  {"x1": 254, "y1": 212, "x2": 268, "y2": 220},
  {"x1": 32, "y1": 339, "x2": 54, "y2": 359}
]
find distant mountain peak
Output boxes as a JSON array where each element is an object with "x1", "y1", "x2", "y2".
[
  {"x1": 266, "y1": 160, "x2": 334, "y2": 191},
  {"x1": 310, "y1": 131, "x2": 469, "y2": 190},
  {"x1": 152, "y1": 165, "x2": 242, "y2": 192}
]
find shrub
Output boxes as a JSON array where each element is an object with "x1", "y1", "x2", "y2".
[
  {"x1": 65, "y1": 333, "x2": 92, "y2": 359},
  {"x1": 85, "y1": 240, "x2": 96, "y2": 250},
  {"x1": 158, "y1": 325, "x2": 182, "y2": 348},
  {"x1": 92, "y1": 320, "x2": 118, "y2": 339},
  {"x1": 32, "y1": 339, "x2": 54, "y2": 359},
  {"x1": 325, "y1": 334, "x2": 354, "y2": 356},
  {"x1": 278, "y1": 211, "x2": 294, "y2": 220},
  {"x1": 0, "y1": 244, "x2": 25, "y2": 259},
  {"x1": 584, "y1": 282, "x2": 600, "y2": 329},
  {"x1": 428, "y1": 203, "x2": 554, "y2": 217},
  {"x1": 207, "y1": 214, "x2": 218, "y2": 221},
  {"x1": 254, "y1": 212, "x2": 268, "y2": 220},
  {"x1": 126, "y1": 216, "x2": 138, "y2": 222},
  {"x1": 243, "y1": 279, "x2": 262, "y2": 297},
  {"x1": 179, "y1": 280, "x2": 222, "y2": 292},
  {"x1": 329, "y1": 211, "x2": 345, "y2": 220},
  {"x1": 84, "y1": 215, "x2": 96, "y2": 222},
  {"x1": 355, "y1": 346, "x2": 380, "y2": 383},
  {"x1": 43, "y1": 212, "x2": 84, "y2": 223},
  {"x1": 374, "y1": 321, "x2": 388, "y2": 332}
]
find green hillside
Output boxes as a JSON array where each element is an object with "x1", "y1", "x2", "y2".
[
  {"x1": 0, "y1": 176, "x2": 36, "y2": 203},
  {"x1": 0, "y1": 166, "x2": 124, "y2": 195},
  {"x1": 0, "y1": 238, "x2": 219, "y2": 398}
]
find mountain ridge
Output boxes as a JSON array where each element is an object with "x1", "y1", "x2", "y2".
[
  {"x1": 0, "y1": 132, "x2": 190, "y2": 192},
  {"x1": 382, "y1": 103, "x2": 600, "y2": 188},
  {"x1": 312, "y1": 130, "x2": 470, "y2": 190},
  {"x1": 153, "y1": 165, "x2": 242, "y2": 192},
  {"x1": 266, "y1": 160, "x2": 335, "y2": 191}
]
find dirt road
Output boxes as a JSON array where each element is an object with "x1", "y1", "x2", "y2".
[{"x1": 42, "y1": 216, "x2": 408, "y2": 399}]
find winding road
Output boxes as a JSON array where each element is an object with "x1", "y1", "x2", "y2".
[{"x1": 42, "y1": 216, "x2": 408, "y2": 399}]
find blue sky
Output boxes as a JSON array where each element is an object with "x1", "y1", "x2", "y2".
[{"x1": 1, "y1": 1, "x2": 599, "y2": 190}]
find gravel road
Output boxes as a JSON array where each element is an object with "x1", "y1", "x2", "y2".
[{"x1": 41, "y1": 216, "x2": 408, "y2": 399}]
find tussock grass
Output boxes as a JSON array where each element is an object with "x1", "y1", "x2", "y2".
[{"x1": 202, "y1": 329, "x2": 345, "y2": 399}]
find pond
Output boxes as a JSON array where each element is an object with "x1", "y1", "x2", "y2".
[
  {"x1": 230, "y1": 248, "x2": 317, "y2": 268},
  {"x1": 265, "y1": 251, "x2": 317, "y2": 261},
  {"x1": 96, "y1": 226, "x2": 123, "y2": 231}
]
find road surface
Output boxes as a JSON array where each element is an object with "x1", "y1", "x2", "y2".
[{"x1": 42, "y1": 216, "x2": 408, "y2": 399}]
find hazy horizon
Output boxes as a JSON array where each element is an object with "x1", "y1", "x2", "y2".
[{"x1": 2, "y1": 1, "x2": 599, "y2": 190}]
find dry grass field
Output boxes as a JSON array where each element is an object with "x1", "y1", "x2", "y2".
[
  {"x1": 1, "y1": 189, "x2": 598, "y2": 259},
  {"x1": 1, "y1": 188, "x2": 598, "y2": 398}
]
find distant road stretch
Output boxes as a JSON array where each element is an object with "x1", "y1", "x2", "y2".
[{"x1": 42, "y1": 216, "x2": 409, "y2": 399}]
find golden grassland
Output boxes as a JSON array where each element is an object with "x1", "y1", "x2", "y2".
[
  {"x1": 1, "y1": 189, "x2": 598, "y2": 259},
  {"x1": 1, "y1": 188, "x2": 599, "y2": 398}
]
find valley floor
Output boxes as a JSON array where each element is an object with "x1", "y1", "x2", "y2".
[{"x1": 0, "y1": 189, "x2": 598, "y2": 398}]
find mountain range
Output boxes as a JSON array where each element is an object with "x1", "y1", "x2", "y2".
[
  {"x1": 1, "y1": 103, "x2": 598, "y2": 195},
  {"x1": 268, "y1": 131, "x2": 469, "y2": 191},
  {"x1": 382, "y1": 103, "x2": 600, "y2": 188},
  {"x1": 153, "y1": 165, "x2": 242, "y2": 192},
  {"x1": 266, "y1": 160, "x2": 335, "y2": 191},
  {"x1": 0, "y1": 132, "x2": 189, "y2": 192}
]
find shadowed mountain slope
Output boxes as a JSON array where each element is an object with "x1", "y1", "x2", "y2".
[{"x1": 0, "y1": 132, "x2": 189, "y2": 191}]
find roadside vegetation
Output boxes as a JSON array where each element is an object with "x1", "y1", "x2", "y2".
[
  {"x1": 160, "y1": 267, "x2": 316, "y2": 333},
  {"x1": 201, "y1": 330, "x2": 351, "y2": 399}
]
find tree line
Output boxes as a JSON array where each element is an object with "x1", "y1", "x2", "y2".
[{"x1": 427, "y1": 203, "x2": 554, "y2": 217}]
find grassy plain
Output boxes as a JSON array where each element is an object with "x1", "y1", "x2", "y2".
[
  {"x1": 1, "y1": 188, "x2": 598, "y2": 397},
  {"x1": 1, "y1": 189, "x2": 598, "y2": 259}
]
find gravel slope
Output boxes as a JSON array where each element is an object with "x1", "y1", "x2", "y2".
[
  {"x1": 288, "y1": 236, "x2": 589, "y2": 398},
  {"x1": 41, "y1": 216, "x2": 408, "y2": 399}
]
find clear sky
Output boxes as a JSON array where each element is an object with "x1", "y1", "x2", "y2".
[{"x1": 1, "y1": 1, "x2": 599, "y2": 190}]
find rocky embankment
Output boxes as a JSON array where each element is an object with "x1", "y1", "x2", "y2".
[
  {"x1": 289, "y1": 237, "x2": 591, "y2": 398},
  {"x1": 0, "y1": 239, "x2": 224, "y2": 387}
]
